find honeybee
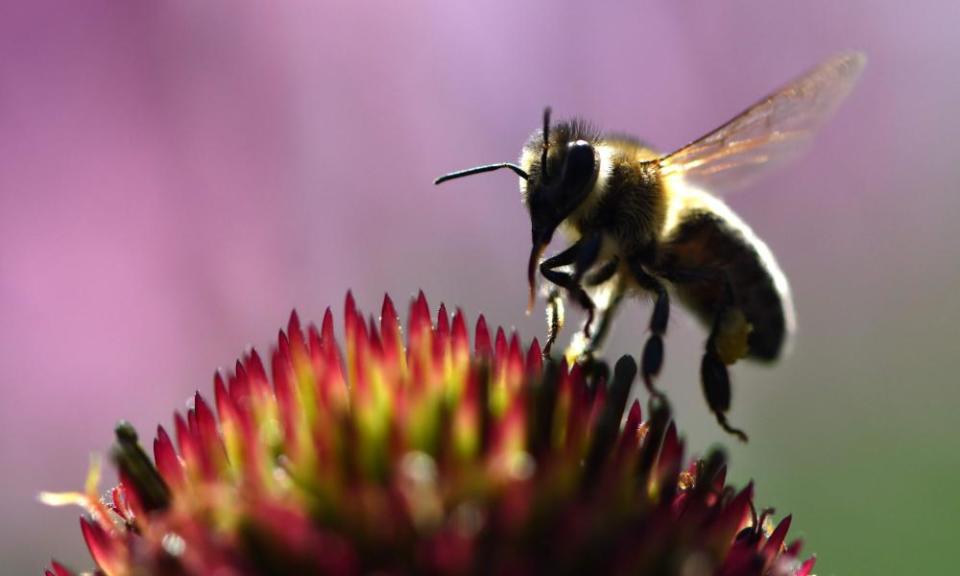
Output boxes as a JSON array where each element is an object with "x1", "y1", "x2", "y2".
[{"x1": 435, "y1": 53, "x2": 865, "y2": 440}]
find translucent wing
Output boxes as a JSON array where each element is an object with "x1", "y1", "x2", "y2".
[{"x1": 658, "y1": 52, "x2": 866, "y2": 191}]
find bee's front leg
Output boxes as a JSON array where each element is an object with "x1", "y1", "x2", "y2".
[
  {"x1": 543, "y1": 287, "x2": 564, "y2": 356},
  {"x1": 548, "y1": 259, "x2": 622, "y2": 365},
  {"x1": 538, "y1": 234, "x2": 603, "y2": 339}
]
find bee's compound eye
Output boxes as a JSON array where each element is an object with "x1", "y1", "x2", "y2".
[
  {"x1": 561, "y1": 140, "x2": 597, "y2": 192},
  {"x1": 567, "y1": 140, "x2": 594, "y2": 166}
]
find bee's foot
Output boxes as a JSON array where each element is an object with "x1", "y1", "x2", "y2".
[
  {"x1": 716, "y1": 413, "x2": 749, "y2": 443},
  {"x1": 641, "y1": 334, "x2": 666, "y2": 401},
  {"x1": 581, "y1": 308, "x2": 595, "y2": 339},
  {"x1": 701, "y1": 350, "x2": 749, "y2": 442}
]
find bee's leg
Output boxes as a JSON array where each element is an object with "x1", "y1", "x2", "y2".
[
  {"x1": 539, "y1": 235, "x2": 603, "y2": 337},
  {"x1": 624, "y1": 261, "x2": 670, "y2": 402},
  {"x1": 701, "y1": 346, "x2": 748, "y2": 442},
  {"x1": 581, "y1": 260, "x2": 623, "y2": 356},
  {"x1": 571, "y1": 233, "x2": 603, "y2": 285},
  {"x1": 538, "y1": 244, "x2": 581, "y2": 356},
  {"x1": 540, "y1": 265, "x2": 595, "y2": 337},
  {"x1": 584, "y1": 257, "x2": 619, "y2": 287},
  {"x1": 571, "y1": 233, "x2": 604, "y2": 338},
  {"x1": 563, "y1": 265, "x2": 624, "y2": 372},
  {"x1": 700, "y1": 284, "x2": 748, "y2": 442},
  {"x1": 543, "y1": 287, "x2": 564, "y2": 356},
  {"x1": 656, "y1": 266, "x2": 749, "y2": 442}
]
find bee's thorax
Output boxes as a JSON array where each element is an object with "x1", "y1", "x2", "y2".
[{"x1": 564, "y1": 147, "x2": 666, "y2": 258}]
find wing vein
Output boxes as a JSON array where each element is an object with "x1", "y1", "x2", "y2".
[{"x1": 658, "y1": 52, "x2": 866, "y2": 192}]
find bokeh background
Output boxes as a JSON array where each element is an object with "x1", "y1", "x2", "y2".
[{"x1": 2, "y1": 1, "x2": 957, "y2": 574}]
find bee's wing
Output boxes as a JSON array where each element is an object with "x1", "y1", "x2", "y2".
[{"x1": 658, "y1": 52, "x2": 865, "y2": 191}]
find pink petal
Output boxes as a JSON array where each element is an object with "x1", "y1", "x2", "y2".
[
  {"x1": 437, "y1": 303, "x2": 450, "y2": 342},
  {"x1": 798, "y1": 556, "x2": 817, "y2": 576},
  {"x1": 321, "y1": 306, "x2": 336, "y2": 348},
  {"x1": 451, "y1": 309, "x2": 469, "y2": 357},
  {"x1": 46, "y1": 561, "x2": 74, "y2": 576},
  {"x1": 367, "y1": 316, "x2": 384, "y2": 358},
  {"x1": 287, "y1": 312, "x2": 311, "y2": 374},
  {"x1": 785, "y1": 539, "x2": 804, "y2": 558},
  {"x1": 409, "y1": 290, "x2": 431, "y2": 339},
  {"x1": 153, "y1": 425, "x2": 184, "y2": 489},
  {"x1": 525, "y1": 339, "x2": 543, "y2": 375},
  {"x1": 213, "y1": 372, "x2": 234, "y2": 425},
  {"x1": 712, "y1": 483, "x2": 754, "y2": 550},
  {"x1": 117, "y1": 470, "x2": 144, "y2": 520},
  {"x1": 271, "y1": 347, "x2": 298, "y2": 449},
  {"x1": 380, "y1": 295, "x2": 401, "y2": 359},
  {"x1": 506, "y1": 333, "x2": 523, "y2": 377},
  {"x1": 658, "y1": 422, "x2": 682, "y2": 477},
  {"x1": 623, "y1": 401, "x2": 642, "y2": 445},
  {"x1": 308, "y1": 323, "x2": 323, "y2": 360},
  {"x1": 344, "y1": 292, "x2": 359, "y2": 348},
  {"x1": 475, "y1": 315, "x2": 492, "y2": 358},
  {"x1": 227, "y1": 363, "x2": 251, "y2": 415},
  {"x1": 173, "y1": 412, "x2": 199, "y2": 473},
  {"x1": 288, "y1": 309, "x2": 303, "y2": 342},
  {"x1": 79, "y1": 517, "x2": 118, "y2": 573},
  {"x1": 245, "y1": 348, "x2": 271, "y2": 398},
  {"x1": 494, "y1": 327, "x2": 507, "y2": 364},
  {"x1": 194, "y1": 393, "x2": 222, "y2": 458},
  {"x1": 763, "y1": 515, "x2": 792, "y2": 558}
]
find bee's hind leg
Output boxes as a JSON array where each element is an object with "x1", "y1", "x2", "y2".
[
  {"x1": 701, "y1": 342, "x2": 749, "y2": 442},
  {"x1": 700, "y1": 282, "x2": 748, "y2": 442},
  {"x1": 656, "y1": 266, "x2": 750, "y2": 442}
]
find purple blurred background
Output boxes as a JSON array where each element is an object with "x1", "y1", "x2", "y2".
[{"x1": 2, "y1": 1, "x2": 957, "y2": 573}]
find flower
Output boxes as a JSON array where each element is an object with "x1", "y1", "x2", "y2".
[{"x1": 44, "y1": 292, "x2": 815, "y2": 575}]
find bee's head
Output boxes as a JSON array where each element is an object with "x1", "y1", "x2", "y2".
[
  {"x1": 520, "y1": 109, "x2": 599, "y2": 246},
  {"x1": 521, "y1": 108, "x2": 600, "y2": 308},
  {"x1": 434, "y1": 107, "x2": 600, "y2": 310}
]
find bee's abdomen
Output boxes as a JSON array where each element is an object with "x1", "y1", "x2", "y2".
[{"x1": 657, "y1": 209, "x2": 791, "y2": 361}]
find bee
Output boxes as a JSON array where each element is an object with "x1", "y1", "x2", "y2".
[{"x1": 435, "y1": 53, "x2": 865, "y2": 440}]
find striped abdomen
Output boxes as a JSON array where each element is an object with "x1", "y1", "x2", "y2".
[{"x1": 656, "y1": 184, "x2": 795, "y2": 361}]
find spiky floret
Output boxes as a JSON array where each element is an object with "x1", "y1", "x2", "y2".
[{"x1": 44, "y1": 293, "x2": 814, "y2": 576}]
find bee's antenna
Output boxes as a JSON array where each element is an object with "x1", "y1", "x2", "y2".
[
  {"x1": 434, "y1": 163, "x2": 529, "y2": 185},
  {"x1": 541, "y1": 107, "x2": 552, "y2": 180}
]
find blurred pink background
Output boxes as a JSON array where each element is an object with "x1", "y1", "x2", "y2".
[{"x1": 2, "y1": 1, "x2": 958, "y2": 573}]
